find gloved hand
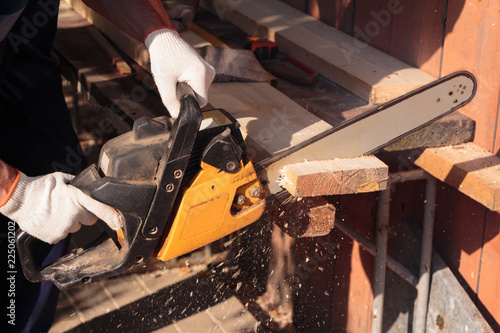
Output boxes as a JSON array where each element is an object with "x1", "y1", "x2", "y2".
[
  {"x1": 0, "y1": 171, "x2": 122, "y2": 244},
  {"x1": 145, "y1": 28, "x2": 215, "y2": 118}
]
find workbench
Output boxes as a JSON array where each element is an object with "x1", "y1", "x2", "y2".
[{"x1": 50, "y1": 1, "x2": 492, "y2": 332}]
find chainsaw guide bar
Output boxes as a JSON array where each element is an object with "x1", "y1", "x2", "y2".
[{"x1": 259, "y1": 71, "x2": 476, "y2": 194}]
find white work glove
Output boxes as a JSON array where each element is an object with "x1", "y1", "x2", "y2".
[
  {"x1": 0, "y1": 171, "x2": 122, "y2": 244},
  {"x1": 145, "y1": 28, "x2": 215, "y2": 118}
]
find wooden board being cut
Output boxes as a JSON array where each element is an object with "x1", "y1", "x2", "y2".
[
  {"x1": 200, "y1": 0, "x2": 435, "y2": 104},
  {"x1": 280, "y1": 156, "x2": 388, "y2": 197},
  {"x1": 207, "y1": 83, "x2": 331, "y2": 162},
  {"x1": 415, "y1": 143, "x2": 500, "y2": 211},
  {"x1": 267, "y1": 194, "x2": 336, "y2": 238}
]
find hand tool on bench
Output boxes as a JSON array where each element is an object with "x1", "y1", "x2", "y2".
[
  {"x1": 16, "y1": 72, "x2": 476, "y2": 289},
  {"x1": 244, "y1": 36, "x2": 318, "y2": 85}
]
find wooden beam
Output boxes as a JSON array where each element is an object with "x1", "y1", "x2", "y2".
[
  {"x1": 200, "y1": 0, "x2": 435, "y2": 104},
  {"x1": 86, "y1": 26, "x2": 132, "y2": 75},
  {"x1": 280, "y1": 156, "x2": 388, "y2": 197},
  {"x1": 267, "y1": 194, "x2": 336, "y2": 238},
  {"x1": 383, "y1": 111, "x2": 475, "y2": 152},
  {"x1": 56, "y1": 3, "x2": 166, "y2": 132},
  {"x1": 415, "y1": 143, "x2": 500, "y2": 211},
  {"x1": 206, "y1": 82, "x2": 332, "y2": 162}
]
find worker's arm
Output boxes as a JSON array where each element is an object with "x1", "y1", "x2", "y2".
[
  {"x1": 81, "y1": 0, "x2": 174, "y2": 41},
  {"x1": 82, "y1": 0, "x2": 215, "y2": 118},
  {"x1": 0, "y1": 159, "x2": 122, "y2": 244},
  {"x1": 0, "y1": 160, "x2": 19, "y2": 206}
]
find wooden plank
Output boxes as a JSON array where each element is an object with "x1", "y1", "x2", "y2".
[
  {"x1": 56, "y1": 3, "x2": 166, "y2": 132},
  {"x1": 278, "y1": 0, "x2": 305, "y2": 12},
  {"x1": 477, "y1": 211, "x2": 500, "y2": 332},
  {"x1": 352, "y1": 0, "x2": 446, "y2": 77},
  {"x1": 268, "y1": 194, "x2": 336, "y2": 238},
  {"x1": 86, "y1": 26, "x2": 132, "y2": 75},
  {"x1": 200, "y1": 0, "x2": 435, "y2": 104},
  {"x1": 478, "y1": 211, "x2": 500, "y2": 329},
  {"x1": 308, "y1": 0, "x2": 354, "y2": 34},
  {"x1": 206, "y1": 83, "x2": 332, "y2": 162},
  {"x1": 333, "y1": 193, "x2": 376, "y2": 332},
  {"x1": 441, "y1": 0, "x2": 500, "y2": 151},
  {"x1": 280, "y1": 156, "x2": 388, "y2": 197},
  {"x1": 438, "y1": 2, "x2": 500, "y2": 329},
  {"x1": 383, "y1": 111, "x2": 475, "y2": 152},
  {"x1": 414, "y1": 143, "x2": 500, "y2": 211}
]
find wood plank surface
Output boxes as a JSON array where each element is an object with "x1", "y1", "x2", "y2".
[
  {"x1": 268, "y1": 194, "x2": 336, "y2": 238},
  {"x1": 333, "y1": 193, "x2": 376, "y2": 332},
  {"x1": 352, "y1": 0, "x2": 392, "y2": 56},
  {"x1": 278, "y1": 0, "x2": 306, "y2": 12},
  {"x1": 438, "y1": 2, "x2": 500, "y2": 329},
  {"x1": 350, "y1": 0, "x2": 446, "y2": 77},
  {"x1": 432, "y1": 187, "x2": 486, "y2": 309},
  {"x1": 415, "y1": 143, "x2": 500, "y2": 211},
  {"x1": 308, "y1": 0, "x2": 354, "y2": 34},
  {"x1": 201, "y1": 0, "x2": 435, "y2": 104},
  {"x1": 206, "y1": 83, "x2": 332, "y2": 162},
  {"x1": 477, "y1": 211, "x2": 500, "y2": 332},
  {"x1": 56, "y1": 3, "x2": 166, "y2": 132},
  {"x1": 441, "y1": 0, "x2": 500, "y2": 152},
  {"x1": 410, "y1": 1, "x2": 447, "y2": 77},
  {"x1": 280, "y1": 156, "x2": 388, "y2": 197},
  {"x1": 86, "y1": 26, "x2": 132, "y2": 75}
]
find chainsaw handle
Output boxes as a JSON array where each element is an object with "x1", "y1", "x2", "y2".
[
  {"x1": 15, "y1": 230, "x2": 44, "y2": 282},
  {"x1": 15, "y1": 82, "x2": 204, "y2": 289},
  {"x1": 176, "y1": 81, "x2": 196, "y2": 101}
]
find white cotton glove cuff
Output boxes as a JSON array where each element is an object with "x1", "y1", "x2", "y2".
[
  {"x1": 0, "y1": 172, "x2": 122, "y2": 244},
  {"x1": 145, "y1": 28, "x2": 215, "y2": 118}
]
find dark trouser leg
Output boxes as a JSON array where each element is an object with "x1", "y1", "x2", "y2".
[{"x1": 1, "y1": 1, "x2": 86, "y2": 332}]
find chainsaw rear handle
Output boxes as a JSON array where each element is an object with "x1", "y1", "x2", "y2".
[
  {"x1": 16, "y1": 82, "x2": 203, "y2": 289},
  {"x1": 16, "y1": 230, "x2": 43, "y2": 282}
]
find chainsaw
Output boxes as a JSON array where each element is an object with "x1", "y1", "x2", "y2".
[
  {"x1": 16, "y1": 72, "x2": 476, "y2": 289},
  {"x1": 16, "y1": 83, "x2": 265, "y2": 289}
]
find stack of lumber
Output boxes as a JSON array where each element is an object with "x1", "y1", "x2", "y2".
[{"x1": 199, "y1": 0, "x2": 435, "y2": 104}]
